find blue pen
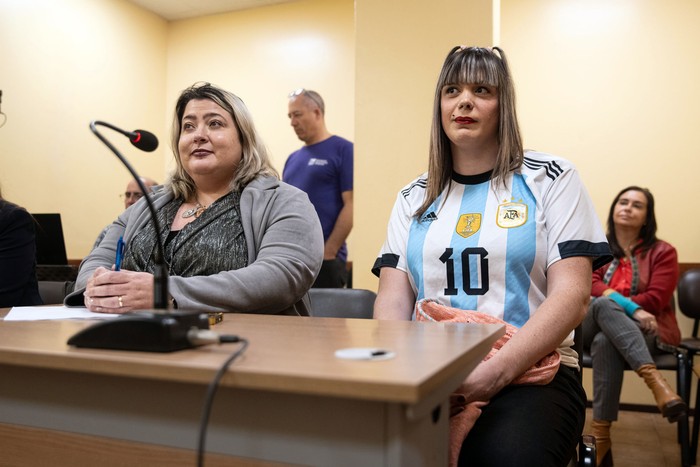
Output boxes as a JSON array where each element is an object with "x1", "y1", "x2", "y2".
[{"x1": 115, "y1": 236, "x2": 125, "y2": 271}]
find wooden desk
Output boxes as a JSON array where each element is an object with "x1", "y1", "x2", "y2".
[{"x1": 0, "y1": 309, "x2": 503, "y2": 466}]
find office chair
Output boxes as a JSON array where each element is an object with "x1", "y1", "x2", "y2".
[
  {"x1": 677, "y1": 268, "x2": 700, "y2": 376},
  {"x1": 35, "y1": 265, "x2": 79, "y2": 282},
  {"x1": 580, "y1": 299, "x2": 691, "y2": 467},
  {"x1": 307, "y1": 288, "x2": 376, "y2": 319},
  {"x1": 37, "y1": 280, "x2": 74, "y2": 305},
  {"x1": 677, "y1": 268, "x2": 700, "y2": 464}
]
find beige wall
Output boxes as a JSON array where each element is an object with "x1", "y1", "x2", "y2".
[
  {"x1": 353, "y1": 0, "x2": 494, "y2": 290},
  {"x1": 354, "y1": 0, "x2": 700, "y2": 291},
  {"x1": 2, "y1": 0, "x2": 700, "y2": 406},
  {"x1": 0, "y1": 0, "x2": 167, "y2": 257},
  {"x1": 501, "y1": 0, "x2": 700, "y2": 265},
  {"x1": 351, "y1": 0, "x2": 700, "y2": 406},
  {"x1": 164, "y1": 0, "x2": 355, "y2": 180},
  {"x1": 499, "y1": 0, "x2": 700, "y2": 406},
  {"x1": 0, "y1": 0, "x2": 353, "y2": 260}
]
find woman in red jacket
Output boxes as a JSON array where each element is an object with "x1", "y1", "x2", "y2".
[{"x1": 583, "y1": 186, "x2": 685, "y2": 466}]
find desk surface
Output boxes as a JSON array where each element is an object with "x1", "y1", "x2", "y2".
[
  {"x1": 0, "y1": 307, "x2": 504, "y2": 466},
  {"x1": 0, "y1": 308, "x2": 503, "y2": 405}
]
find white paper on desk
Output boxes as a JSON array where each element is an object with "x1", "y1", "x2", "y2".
[{"x1": 4, "y1": 306, "x2": 119, "y2": 321}]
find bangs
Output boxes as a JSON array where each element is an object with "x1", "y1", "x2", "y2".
[{"x1": 442, "y1": 47, "x2": 502, "y2": 88}]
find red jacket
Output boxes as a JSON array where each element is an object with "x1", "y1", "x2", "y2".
[{"x1": 591, "y1": 240, "x2": 681, "y2": 346}]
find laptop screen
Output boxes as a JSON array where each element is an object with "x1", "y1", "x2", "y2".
[{"x1": 32, "y1": 213, "x2": 68, "y2": 265}]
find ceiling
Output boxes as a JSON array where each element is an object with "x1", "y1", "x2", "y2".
[{"x1": 126, "y1": 0, "x2": 297, "y2": 21}]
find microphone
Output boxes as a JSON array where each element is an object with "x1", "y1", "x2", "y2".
[
  {"x1": 91, "y1": 121, "x2": 159, "y2": 152},
  {"x1": 67, "y1": 120, "x2": 209, "y2": 352},
  {"x1": 129, "y1": 129, "x2": 159, "y2": 152}
]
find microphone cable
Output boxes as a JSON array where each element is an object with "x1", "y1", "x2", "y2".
[{"x1": 196, "y1": 335, "x2": 249, "y2": 467}]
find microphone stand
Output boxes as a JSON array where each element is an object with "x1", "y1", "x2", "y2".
[
  {"x1": 90, "y1": 121, "x2": 169, "y2": 309},
  {"x1": 66, "y1": 121, "x2": 209, "y2": 352}
]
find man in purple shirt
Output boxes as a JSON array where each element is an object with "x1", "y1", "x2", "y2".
[{"x1": 284, "y1": 89, "x2": 353, "y2": 288}]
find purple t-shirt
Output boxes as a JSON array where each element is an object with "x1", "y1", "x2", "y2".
[{"x1": 283, "y1": 135, "x2": 353, "y2": 261}]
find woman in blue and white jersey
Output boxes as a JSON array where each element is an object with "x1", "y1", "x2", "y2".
[{"x1": 372, "y1": 46, "x2": 611, "y2": 467}]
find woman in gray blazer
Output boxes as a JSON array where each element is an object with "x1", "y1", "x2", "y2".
[{"x1": 66, "y1": 83, "x2": 323, "y2": 316}]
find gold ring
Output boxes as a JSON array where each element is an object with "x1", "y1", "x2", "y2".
[{"x1": 118, "y1": 296, "x2": 124, "y2": 308}]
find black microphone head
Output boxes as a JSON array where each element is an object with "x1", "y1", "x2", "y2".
[{"x1": 130, "y1": 130, "x2": 159, "y2": 152}]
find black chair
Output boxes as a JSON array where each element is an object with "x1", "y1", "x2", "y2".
[
  {"x1": 38, "y1": 280, "x2": 74, "y2": 305},
  {"x1": 677, "y1": 268, "x2": 700, "y2": 381},
  {"x1": 36, "y1": 264, "x2": 78, "y2": 282},
  {"x1": 576, "y1": 435, "x2": 596, "y2": 467},
  {"x1": 677, "y1": 268, "x2": 700, "y2": 464},
  {"x1": 580, "y1": 300, "x2": 691, "y2": 467},
  {"x1": 307, "y1": 288, "x2": 376, "y2": 319},
  {"x1": 345, "y1": 260, "x2": 353, "y2": 289},
  {"x1": 572, "y1": 325, "x2": 597, "y2": 467}
]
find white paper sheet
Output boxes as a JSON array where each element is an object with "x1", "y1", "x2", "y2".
[{"x1": 4, "y1": 306, "x2": 119, "y2": 321}]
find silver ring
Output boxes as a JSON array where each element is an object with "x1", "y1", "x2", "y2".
[{"x1": 118, "y1": 296, "x2": 124, "y2": 308}]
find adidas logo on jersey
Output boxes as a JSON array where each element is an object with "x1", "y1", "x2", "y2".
[{"x1": 421, "y1": 211, "x2": 438, "y2": 223}]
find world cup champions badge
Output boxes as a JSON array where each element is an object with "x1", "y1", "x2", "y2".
[{"x1": 456, "y1": 213, "x2": 482, "y2": 238}]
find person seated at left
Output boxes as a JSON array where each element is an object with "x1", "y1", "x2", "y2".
[
  {"x1": 65, "y1": 82, "x2": 323, "y2": 316},
  {"x1": 0, "y1": 187, "x2": 43, "y2": 307}
]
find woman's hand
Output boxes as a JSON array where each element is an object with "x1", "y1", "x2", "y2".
[
  {"x1": 83, "y1": 266, "x2": 155, "y2": 314},
  {"x1": 633, "y1": 309, "x2": 658, "y2": 335},
  {"x1": 456, "y1": 257, "x2": 592, "y2": 405},
  {"x1": 458, "y1": 357, "x2": 509, "y2": 404}
]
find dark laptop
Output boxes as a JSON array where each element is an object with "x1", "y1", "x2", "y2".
[
  {"x1": 32, "y1": 213, "x2": 68, "y2": 265},
  {"x1": 32, "y1": 213, "x2": 77, "y2": 282}
]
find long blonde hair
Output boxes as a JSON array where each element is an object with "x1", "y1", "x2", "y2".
[
  {"x1": 168, "y1": 82, "x2": 278, "y2": 200},
  {"x1": 415, "y1": 46, "x2": 523, "y2": 219}
]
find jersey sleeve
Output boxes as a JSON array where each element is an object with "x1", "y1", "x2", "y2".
[
  {"x1": 540, "y1": 162, "x2": 611, "y2": 270},
  {"x1": 372, "y1": 189, "x2": 414, "y2": 276}
]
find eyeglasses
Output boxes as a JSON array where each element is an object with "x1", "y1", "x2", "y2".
[
  {"x1": 120, "y1": 191, "x2": 144, "y2": 201},
  {"x1": 288, "y1": 88, "x2": 324, "y2": 113}
]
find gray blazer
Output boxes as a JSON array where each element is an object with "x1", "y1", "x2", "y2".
[{"x1": 65, "y1": 176, "x2": 324, "y2": 316}]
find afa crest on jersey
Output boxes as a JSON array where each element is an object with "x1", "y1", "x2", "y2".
[
  {"x1": 456, "y1": 213, "x2": 481, "y2": 238},
  {"x1": 497, "y1": 202, "x2": 528, "y2": 228}
]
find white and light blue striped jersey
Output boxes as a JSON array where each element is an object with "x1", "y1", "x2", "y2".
[{"x1": 374, "y1": 151, "x2": 611, "y2": 329}]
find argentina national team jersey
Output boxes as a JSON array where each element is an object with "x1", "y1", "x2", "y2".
[{"x1": 374, "y1": 151, "x2": 611, "y2": 329}]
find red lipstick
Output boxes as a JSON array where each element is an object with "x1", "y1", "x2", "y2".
[{"x1": 455, "y1": 116, "x2": 475, "y2": 124}]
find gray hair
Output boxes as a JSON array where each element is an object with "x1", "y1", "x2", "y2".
[{"x1": 289, "y1": 88, "x2": 325, "y2": 115}]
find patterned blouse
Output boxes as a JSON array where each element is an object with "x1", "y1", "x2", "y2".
[{"x1": 121, "y1": 191, "x2": 248, "y2": 276}]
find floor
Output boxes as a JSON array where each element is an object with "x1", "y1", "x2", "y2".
[{"x1": 583, "y1": 408, "x2": 689, "y2": 467}]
